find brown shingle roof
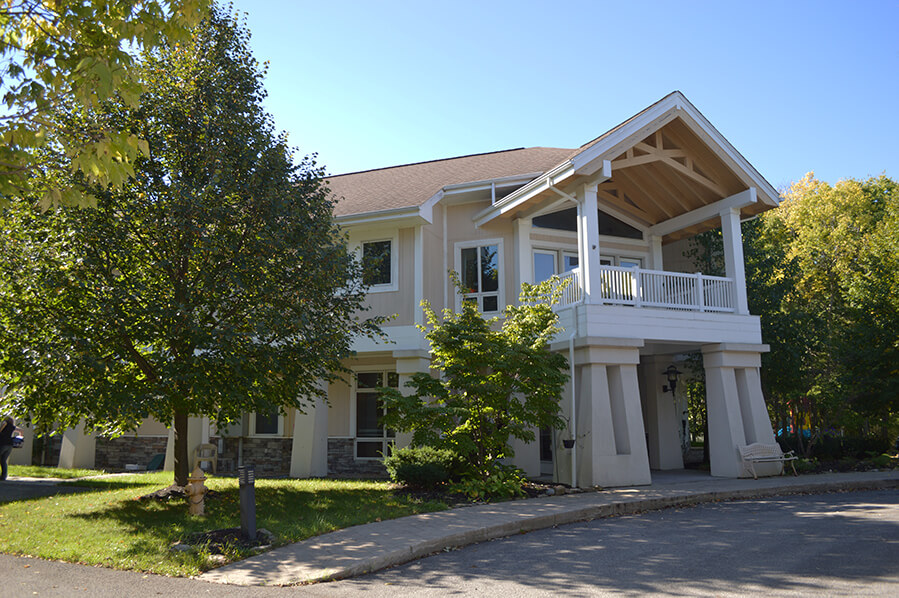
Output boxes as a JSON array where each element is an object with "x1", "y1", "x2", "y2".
[
  {"x1": 325, "y1": 92, "x2": 692, "y2": 219},
  {"x1": 326, "y1": 147, "x2": 574, "y2": 218}
]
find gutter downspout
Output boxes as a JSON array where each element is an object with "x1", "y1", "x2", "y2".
[{"x1": 568, "y1": 307, "x2": 578, "y2": 489}]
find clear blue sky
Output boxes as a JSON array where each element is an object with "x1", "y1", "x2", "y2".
[{"x1": 230, "y1": 0, "x2": 897, "y2": 191}]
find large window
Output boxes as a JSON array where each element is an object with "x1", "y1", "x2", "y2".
[
  {"x1": 534, "y1": 249, "x2": 579, "y2": 283},
  {"x1": 355, "y1": 371, "x2": 398, "y2": 459},
  {"x1": 458, "y1": 241, "x2": 502, "y2": 312},
  {"x1": 361, "y1": 239, "x2": 393, "y2": 287}
]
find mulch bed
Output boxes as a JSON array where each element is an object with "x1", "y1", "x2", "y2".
[
  {"x1": 393, "y1": 480, "x2": 588, "y2": 507},
  {"x1": 185, "y1": 527, "x2": 270, "y2": 554}
]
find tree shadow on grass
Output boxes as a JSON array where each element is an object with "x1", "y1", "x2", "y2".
[{"x1": 66, "y1": 481, "x2": 446, "y2": 559}]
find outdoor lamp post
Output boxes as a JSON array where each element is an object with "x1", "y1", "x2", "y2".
[{"x1": 663, "y1": 364, "x2": 682, "y2": 395}]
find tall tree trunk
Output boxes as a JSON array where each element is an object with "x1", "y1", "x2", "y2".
[{"x1": 173, "y1": 408, "x2": 190, "y2": 487}]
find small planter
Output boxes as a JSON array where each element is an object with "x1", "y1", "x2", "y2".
[{"x1": 562, "y1": 439, "x2": 576, "y2": 449}]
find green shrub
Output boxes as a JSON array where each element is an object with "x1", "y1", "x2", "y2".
[
  {"x1": 869, "y1": 453, "x2": 893, "y2": 468},
  {"x1": 384, "y1": 446, "x2": 462, "y2": 489},
  {"x1": 450, "y1": 464, "x2": 526, "y2": 501},
  {"x1": 795, "y1": 458, "x2": 818, "y2": 473}
]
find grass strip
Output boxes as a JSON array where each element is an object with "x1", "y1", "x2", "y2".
[
  {"x1": 8, "y1": 465, "x2": 107, "y2": 479},
  {"x1": 0, "y1": 472, "x2": 448, "y2": 576}
]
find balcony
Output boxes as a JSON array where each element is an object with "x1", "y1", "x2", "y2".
[{"x1": 555, "y1": 266, "x2": 736, "y2": 313}]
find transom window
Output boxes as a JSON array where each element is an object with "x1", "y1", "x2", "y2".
[
  {"x1": 355, "y1": 371, "x2": 398, "y2": 459},
  {"x1": 459, "y1": 241, "x2": 502, "y2": 312}
]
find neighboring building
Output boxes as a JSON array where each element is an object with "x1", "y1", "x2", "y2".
[{"x1": 33, "y1": 92, "x2": 783, "y2": 486}]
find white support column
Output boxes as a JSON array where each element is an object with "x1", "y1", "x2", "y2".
[
  {"x1": 579, "y1": 184, "x2": 602, "y2": 304},
  {"x1": 394, "y1": 350, "x2": 432, "y2": 450},
  {"x1": 649, "y1": 234, "x2": 664, "y2": 270},
  {"x1": 58, "y1": 420, "x2": 96, "y2": 469},
  {"x1": 290, "y1": 381, "x2": 329, "y2": 478},
  {"x1": 513, "y1": 217, "x2": 533, "y2": 293},
  {"x1": 720, "y1": 207, "x2": 749, "y2": 314}
]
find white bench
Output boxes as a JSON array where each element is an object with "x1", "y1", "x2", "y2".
[{"x1": 739, "y1": 443, "x2": 798, "y2": 479}]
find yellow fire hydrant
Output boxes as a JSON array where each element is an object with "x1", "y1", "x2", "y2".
[{"x1": 185, "y1": 466, "x2": 207, "y2": 516}]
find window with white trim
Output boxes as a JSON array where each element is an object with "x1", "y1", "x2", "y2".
[
  {"x1": 534, "y1": 249, "x2": 579, "y2": 283},
  {"x1": 355, "y1": 371, "x2": 398, "y2": 459},
  {"x1": 457, "y1": 240, "x2": 503, "y2": 312},
  {"x1": 562, "y1": 252, "x2": 579, "y2": 272},
  {"x1": 361, "y1": 239, "x2": 393, "y2": 287},
  {"x1": 533, "y1": 249, "x2": 557, "y2": 283},
  {"x1": 249, "y1": 410, "x2": 283, "y2": 436}
]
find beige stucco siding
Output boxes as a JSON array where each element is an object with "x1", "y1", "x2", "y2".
[
  {"x1": 327, "y1": 375, "x2": 352, "y2": 437},
  {"x1": 444, "y1": 201, "x2": 516, "y2": 311},
  {"x1": 135, "y1": 418, "x2": 169, "y2": 436},
  {"x1": 347, "y1": 226, "x2": 416, "y2": 325},
  {"x1": 422, "y1": 205, "x2": 446, "y2": 313}
]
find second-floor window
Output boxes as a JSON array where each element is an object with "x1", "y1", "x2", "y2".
[
  {"x1": 458, "y1": 240, "x2": 502, "y2": 313},
  {"x1": 362, "y1": 239, "x2": 393, "y2": 287}
]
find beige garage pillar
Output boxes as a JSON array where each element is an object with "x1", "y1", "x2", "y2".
[
  {"x1": 573, "y1": 338, "x2": 651, "y2": 488},
  {"x1": 393, "y1": 350, "x2": 432, "y2": 451},
  {"x1": 509, "y1": 419, "x2": 542, "y2": 479},
  {"x1": 290, "y1": 381, "x2": 329, "y2": 478},
  {"x1": 703, "y1": 343, "x2": 777, "y2": 478},
  {"x1": 640, "y1": 355, "x2": 685, "y2": 470},
  {"x1": 58, "y1": 420, "x2": 97, "y2": 469}
]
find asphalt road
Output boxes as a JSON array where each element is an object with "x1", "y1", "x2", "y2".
[{"x1": 2, "y1": 489, "x2": 897, "y2": 597}]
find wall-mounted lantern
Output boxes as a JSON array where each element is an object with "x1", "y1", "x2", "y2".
[{"x1": 662, "y1": 364, "x2": 682, "y2": 395}]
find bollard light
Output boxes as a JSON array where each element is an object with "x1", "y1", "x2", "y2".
[{"x1": 237, "y1": 464, "x2": 256, "y2": 541}]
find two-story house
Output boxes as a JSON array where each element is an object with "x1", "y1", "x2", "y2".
[{"x1": 41, "y1": 91, "x2": 783, "y2": 487}]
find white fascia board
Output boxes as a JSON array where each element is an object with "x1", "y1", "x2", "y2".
[
  {"x1": 572, "y1": 91, "x2": 779, "y2": 208},
  {"x1": 419, "y1": 190, "x2": 444, "y2": 223},
  {"x1": 666, "y1": 95, "x2": 780, "y2": 207},
  {"x1": 335, "y1": 205, "x2": 433, "y2": 228},
  {"x1": 648, "y1": 188, "x2": 757, "y2": 237},
  {"x1": 571, "y1": 97, "x2": 684, "y2": 176},
  {"x1": 473, "y1": 162, "x2": 576, "y2": 226}
]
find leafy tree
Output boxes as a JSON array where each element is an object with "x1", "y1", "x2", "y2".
[
  {"x1": 770, "y1": 174, "x2": 899, "y2": 438},
  {"x1": 0, "y1": 0, "x2": 209, "y2": 208},
  {"x1": 0, "y1": 6, "x2": 381, "y2": 486},
  {"x1": 381, "y1": 278, "x2": 569, "y2": 492}
]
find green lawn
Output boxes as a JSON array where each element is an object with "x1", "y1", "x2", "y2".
[
  {"x1": 8, "y1": 465, "x2": 107, "y2": 479},
  {"x1": 0, "y1": 471, "x2": 447, "y2": 576}
]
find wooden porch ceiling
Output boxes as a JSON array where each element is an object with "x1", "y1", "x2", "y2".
[{"x1": 598, "y1": 119, "x2": 766, "y2": 243}]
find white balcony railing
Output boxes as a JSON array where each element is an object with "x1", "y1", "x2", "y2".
[{"x1": 554, "y1": 266, "x2": 735, "y2": 313}]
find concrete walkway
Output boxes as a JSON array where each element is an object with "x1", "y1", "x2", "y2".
[{"x1": 199, "y1": 469, "x2": 899, "y2": 586}]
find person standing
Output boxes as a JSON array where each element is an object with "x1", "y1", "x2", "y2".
[{"x1": 0, "y1": 416, "x2": 20, "y2": 481}]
